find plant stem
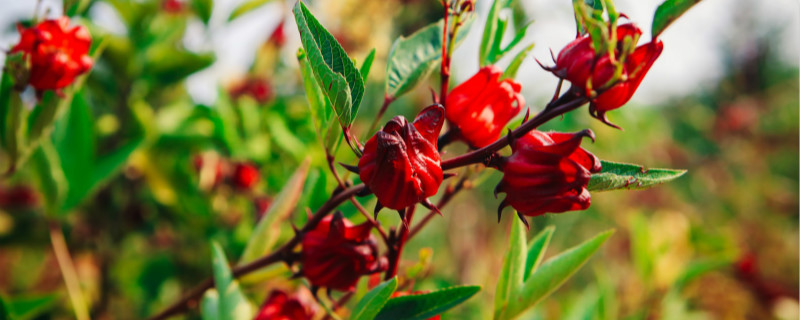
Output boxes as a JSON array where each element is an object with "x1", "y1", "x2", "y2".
[
  {"x1": 364, "y1": 94, "x2": 394, "y2": 140},
  {"x1": 408, "y1": 176, "x2": 467, "y2": 239},
  {"x1": 384, "y1": 205, "x2": 416, "y2": 280},
  {"x1": 148, "y1": 185, "x2": 366, "y2": 320},
  {"x1": 441, "y1": 90, "x2": 587, "y2": 170},
  {"x1": 49, "y1": 221, "x2": 91, "y2": 320}
]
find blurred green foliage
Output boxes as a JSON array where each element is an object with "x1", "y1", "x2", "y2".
[{"x1": 0, "y1": 0, "x2": 796, "y2": 319}]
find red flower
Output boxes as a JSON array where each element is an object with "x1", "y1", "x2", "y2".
[
  {"x1": 496, "y1": 130, "x2": 601, "y2": 220},
  {"x1": 162, "y1": 0, "x2": 185, "y2": 13},
  {"x1": 255, "y1": 290, "x2": 315, "y2": 320},
  {"x1": 301, "y1": 213, "x2": 387, "y2": 291},
  {"x1": 358, "y1": 105, "x2": 445, "y2": 211},
  {"x1": 11, "y1": 17, "x2": 93, "y2": 91},
  {"x1": 547, "y1": 23, "x2": 663, "y2": 126},
  {"x1": 229, "y1": 77, "x2": 273, "y2": 104},
  {"x1": 268, "y1": 22, "x2": 286, "y2": 47},
  {"x1": 0, "y1": 185, "x2": 38, "y2": 208},
  {"x1": 231, "y1": 162, "x2": 260, "y2": 190},
  {"x1": 446, "y1": 66, "x2": 525, "y2": 148}
]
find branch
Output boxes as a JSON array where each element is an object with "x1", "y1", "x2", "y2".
[{"x1": 148, "y1": 184, "x2": 367, "y2": 320}]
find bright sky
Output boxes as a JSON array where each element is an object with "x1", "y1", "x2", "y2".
[{"x1": 1, "y1": 0, "x2": 798, "y2": 108}]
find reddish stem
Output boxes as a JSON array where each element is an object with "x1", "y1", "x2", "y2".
[{"x1": 384, "y1": 206, "x2": 416, "y2": 280}]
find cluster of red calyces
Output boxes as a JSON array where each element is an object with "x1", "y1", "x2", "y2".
[
  {"x1": 446, "y1": 66, "x2": 525, "y2": 148},
  {"x1": 254, "y1": 289, "x2": 315, "y2": 320},
  {"x1": 12, "y1": 17, "x2": 93, "y2": 92},
  {"x1": 301, "y1": 212, "x2": 387, "y2": 291},
  {"x1": 495, "y1": 130, "x2": 601, "y2": 226},
  {"x1": 545, "y1": 22, "x2": 663, "y2": 127},
  {"x1": 358, "y1": 105, "x2": 445, "y2": 216},
  {"x1": 193, "y1": 155, "x2": 260, "y2": 191}
]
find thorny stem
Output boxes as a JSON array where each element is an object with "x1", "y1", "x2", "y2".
[
  {"x1": 148, "y1": 185, "x2": 366, "y2": 320},
  {"x1": 384, "y1": 205, "x2": 416, "y2": 280},
  {"x1": 408, "y1": 175, "x2": 467, "y2": 239},
  {"x1": 50, "y1": 221, "x2": 91, "y2": 320},
  {"x1": 151, "y1": 88, "x2": 588, "y2": 320},
  {"x1": 365, "y1": 95, "x2": 395, "y2": 139},
  {"x1": 441, "y1": 89, "x2": 588, "y2": 170},
  {"x1": 326, "y1": 150, "x2": 389, "y2": 243}
]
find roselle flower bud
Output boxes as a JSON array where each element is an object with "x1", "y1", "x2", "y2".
[
  {"x1": 255, "y1": 289, "x2": 315, "y2": 320},
  {"x1": 162, "y1": 0, "x2": 185, "y2": 13},
  {"x1": 358, "y1": 105, "x2": 445, "y2": 211},
  {"x1": 231, "y1": 162, "x2": 260, "y2": 190},
  {"x1": 495, "y1": 130, "x2": 601, "y2": 221},
  {"x1": 268, "y1": 22, "x2": 286, "y2": 47},
  {"x1": 446, "y1": 66, "x2": 525, "y2": 148},
  {"x1": 301, "y1": 212, "x2": 387, "y2": 291},
  {"x1": 11, "y1": 17, "x2": 93, "y2": 91},
  {"x1": 546, "y1": 23, "x2": 663, "y2": 127}
]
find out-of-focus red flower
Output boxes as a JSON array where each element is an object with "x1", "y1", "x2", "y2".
[
  {"x1": 389, "y1": 291, "x2": 440, "y2": 320},
  {"x1": 254, "y1": 290, "x2": 314, "y2": 320},
  {"x1": 231, "y1": 162, "x2": 260, "y2": 190},
  {"x1": 11, "y1": 17, "x2": 93, "y2": 91},
  {"x1": 446, "y1": 66, "x2": 525, "y2": 148},
  {"x1": 0, "y1": 185, "x2": 38, "y2": 208},
  {"x1": 358, "y1": 105, "x2": 445, "y2": 211},
  {"x1": 162, "y1": 0, "x2": 185, "y2": 13},
  {"x1": 229, "y1": 77, "x2": 273, "y2": 104},
  {"x1": 301, "y1": 212, "x2": 387, "y2": 291},
  {"x1": 496, "y1": 130, "x2": 600, "y2": 219},
  {"x1": 547, "y1": 23, "x2": 663, "y2": 126},
  {"x1": 268, "y1": 22, "x2": 286, "y2": 47}
]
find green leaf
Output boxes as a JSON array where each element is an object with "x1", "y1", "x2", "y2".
[
  {"x1": 293, "y1": 1, "x2": 365, "y2": 126},
  {"x1": 2, "y1": 294, "x2": 58, "y2": 320},
  {"x1": 145, "y1": 46, "x2": 215, "y2": 85},
  {"x1": 502, "y1": 43, "x2": 534, "y2": 80},
  {"x1": 480, "y1": 0, "x2": 532, "y2": 66},
  {"x1": 351, "y1": 277, "x2": 398, "y2": 320},
  {"x1": 360, "y1": 48, "x2": 376, "y2": 83},
  {"x1": 228, "y1": 0, "x2": 274, "y2": 21},
  {"x1": 524, "y1": 226, "x2": 554, "y2": 281},
  {"x1": 192, "y1": 0, "x2": 214, "y2": 25},
  {"x1": 674, "y1": 257, "x2": 731, "y2": 291},
  {"x1": 494, "y1": 217, "x2": 526, "y2": 318},
  {"x1": 385, "y1": 16, "x2": 473, "y2": 99},
  {"x1": 30, "y1": 140, "x2": 67, "y2": 214},
  {"x1": 375, "y1": 285, "x2": 480, "y2": 320},
  {"x1": 239, "y1": 159, "x2": 310, "y2": 264},
  {"x1": 502, "y1": 230, "x2": 614, "y2": 319},
  {"x1": 297, "y1": 48, "x2": 334, "y2": 145},
  {"x1": 652, "y1": 0, "x2": 703, "y2": 39},
  {"x1": 587, "y1": 160, "x2": 687, "y2": 192},
  {"x1": 204, "y1": 242, "x2": 254, "y2": 320}
]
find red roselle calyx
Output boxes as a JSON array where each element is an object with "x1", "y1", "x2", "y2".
[
  {"x1": 446, "y1": 66, "x2": 525, "y2": 148},
  {"x1": 301, "y1": 212, "x2": 387, "y2": 291},
  {"x1": 357, "y1": 105, "x2": 445, "y2": 215},
  {"x1": 545, "y1": 23, "x2": 663, "y2": 127},
  {"x1": 231, "y1": 162, "x2": 260, "y2": 190},
  {"x1": 495, "y1": 130, "x2": 601, "y2": 225},
  {"x1": 254, "y1": 289, "x2": 315, "y2": 320},
  {"x1": 229, "y1": 77, "x2": 273, "y2": 104},
  {"x1": 11, "y1": 17, "x2": 93, "y2": 92}
]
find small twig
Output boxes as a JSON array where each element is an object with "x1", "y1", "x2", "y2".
[
  {"x1": 384, "y1": 205, "x2": 416, "y2": 280},
  {"x1": 364, "y1": 95, "x2": 394, "y2": 140},
  {"x1": 409, "y1": 176, "x2": 467, "y2": 239},
  {"x1": 49, "y1": 221, "x2": 91, "y2": 320},
  {"x1": 326, "y1": 151, "x2": 388, "y2": 243}
]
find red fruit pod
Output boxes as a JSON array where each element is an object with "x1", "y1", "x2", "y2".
[
  {"x1": 590, "y1": 39, "x2": 664, "y2": 114},
  {"x1": 254, "y1": 289, "x2": 315, "y2": 320},
  {"x1": 446, "y1": 66, "x2": 525, "y2": 148},
  {"x1": 496, "y1": 130, "x2": 601, "y2": 218},
  {"x1": 301, "y1": 213, "x2": 387, "y2": 291},
  {"x1": 358, "y1": 105, "x2": 445, "y2": 210},
  {"x1": 12, "y1": 17, "x2": 93, "y2": 91},
  {"x1": 231, "y1": 162, "x2": 260, "y2": 190}
]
